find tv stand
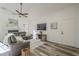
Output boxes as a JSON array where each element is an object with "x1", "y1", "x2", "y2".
[{"x1": 37, "y1": 34, "x2": 47, "y2": 41}]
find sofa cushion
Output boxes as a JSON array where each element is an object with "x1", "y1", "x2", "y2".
[{"x1": 8, "y1": 35, "x2": 17, "y2": 44}]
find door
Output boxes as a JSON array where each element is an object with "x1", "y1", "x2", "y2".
[{"x1": 61, "y1": 19, "x2": 74, "y2": 46}]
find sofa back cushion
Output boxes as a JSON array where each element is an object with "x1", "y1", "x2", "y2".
[{"x1": 8, "y1": 35, "x2": 17, "y2": 44}]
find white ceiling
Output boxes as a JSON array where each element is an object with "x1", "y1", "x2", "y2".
[
  {"x1": 0, "y1": 3, "x2": 74, "y2": 13},
  {"x1": 0, "y1": 3, "x2": 76, "y2": 19}
]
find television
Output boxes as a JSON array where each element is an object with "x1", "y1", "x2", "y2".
[{"x1": 37, "y1": 23, "x2": 46, "y2": 30}]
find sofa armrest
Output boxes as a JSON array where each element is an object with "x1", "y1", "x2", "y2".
[{"x1": 9, "y1": 41, "x2": 30, "y2": 56}]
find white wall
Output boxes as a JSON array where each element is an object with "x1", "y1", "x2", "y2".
[
  {"x1": 0, "y1": 3, "x2": 79, "y2": 48},
  {"x1": 74, "y1": 17, "x2": 79, "y2": 47},
  {"x1": 29, "y1": 4, "x2": 79, "y2": 48},
  {"x1": 0, "y1": 9, "x2": 29, "y2": 42},
  {"x1": 0, "y1": 9, "x2": 11, "y2": 42}
]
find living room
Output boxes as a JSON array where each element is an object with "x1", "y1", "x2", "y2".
[{"x1": 0, "y1": 3, "x2": 79, "y2": 56}]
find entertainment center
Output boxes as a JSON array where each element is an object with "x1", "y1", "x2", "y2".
[{"x1": 37, "y1": 23, "x2": 47, "y2": 41}]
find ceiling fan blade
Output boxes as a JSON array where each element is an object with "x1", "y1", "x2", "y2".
[
  {"x1": 1, "y1": 7, "x2": 17, "y2": 15},
  {"x1": 19, "y1": 15, "x2": 28, "y2": 18},
  {"x1": 16, "y1": 10, "x2": 21, "y2": 14},
  {"x1": 16, "y1": 10, "x2": 24, "y2": 15},
  {"x1": 21, "y1": 14, "x2": 28, "y2": 17},
  {"x1": 22, "y1": 13, "x2": 28, "y2": 15}
]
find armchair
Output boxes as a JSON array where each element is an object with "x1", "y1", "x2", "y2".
[{"x1": 3, "y1": 33, "x2": 30, "y2": 56}]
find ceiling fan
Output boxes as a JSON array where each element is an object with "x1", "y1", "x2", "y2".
[
  {"x1": 16, "y1": 3, "x2": 28, "y2": 17},
  {"x1": 0, "y1": 3, "x2": 28, "y2": 18}
]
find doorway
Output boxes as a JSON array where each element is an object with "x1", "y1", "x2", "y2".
[{"x1": 61, "y1": 19, "x2": 75, "y2": 46}]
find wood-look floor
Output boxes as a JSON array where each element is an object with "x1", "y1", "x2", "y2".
[{"x1": 30, "y1": 41, "x2": 79, "y2": 56}]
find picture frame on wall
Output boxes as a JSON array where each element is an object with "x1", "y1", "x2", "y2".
[
  {"x1": 50, "y1": 22, "x2": 58, "y2": 29},
  {"x1": 7, "y1": 18, "x2": 18, "y2": 30},
  {"x1": 8, "y1": 18, "x2": 18, "y2": 27}
]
